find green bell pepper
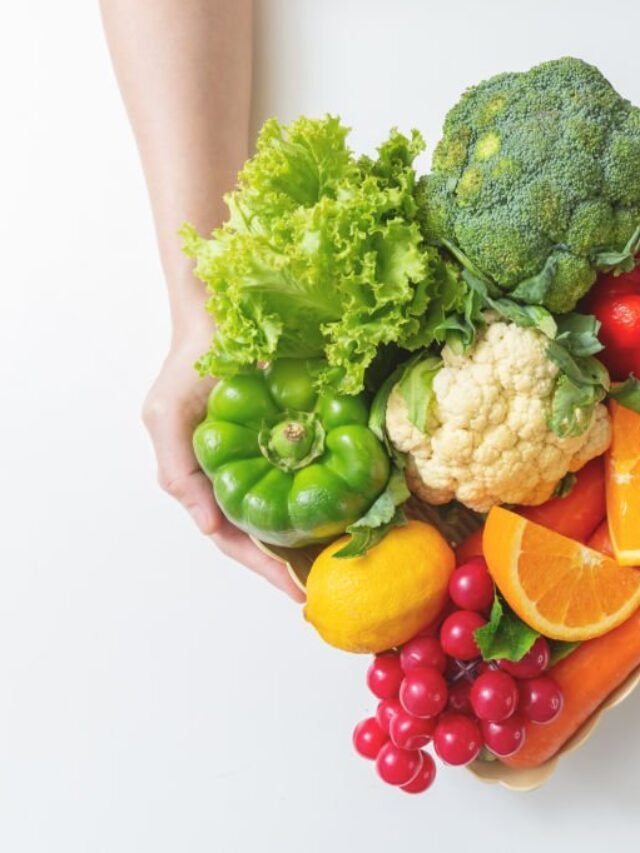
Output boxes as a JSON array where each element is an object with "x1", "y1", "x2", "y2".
[{"x1": 193, "y1": 360, "x2": 390, "y2": 547}]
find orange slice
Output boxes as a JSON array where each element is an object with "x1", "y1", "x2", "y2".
[
  {"x1": 483, "y1": 506, "x2": 640, "y2": 641},
  {"x1": 606, "y1": 401, "x2": 640, "y2": 566}
]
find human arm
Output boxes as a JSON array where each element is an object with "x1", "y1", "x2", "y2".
[{"x1": 100, "y1": 0, "x2": 304, "y2": 600}]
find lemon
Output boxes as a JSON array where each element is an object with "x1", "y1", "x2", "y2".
[{"x1": 304, "y1": 520, "x2": 454, "y2": 653}]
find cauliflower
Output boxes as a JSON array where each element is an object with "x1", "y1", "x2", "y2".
[{"x1": 386, "y1": 322, "x2": 611, "y2": 512}]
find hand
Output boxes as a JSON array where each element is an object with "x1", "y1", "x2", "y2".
[{"x1": 142, "y1": 329, "x2": 305, "y2": 602}]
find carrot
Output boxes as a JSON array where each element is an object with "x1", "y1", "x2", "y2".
[
  {"x1": 585, "y1": 520, "x2": 614, "y2": 558},
  {"x1": 455, "y1": 458, "x2": 606, "y2": 564},
  {"x1": 516, "y1": 457, "x2": 606, "y2": 542},
  {"x1": 455, "y1": 528, "x2": 483, "y2": 562},
  {"x1": 502, "y1": 523, "x2": 640, "y2": 770},
  {"x1": 502, "y1": 609, "x2": 640, "y2": 769}
]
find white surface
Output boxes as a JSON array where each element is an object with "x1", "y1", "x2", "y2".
[{"x1": 1, "y1": 1, "x2": 640, "y2": 850}]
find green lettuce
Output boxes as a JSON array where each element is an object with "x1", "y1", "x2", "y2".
[{"x1": 182, "y1": 116, "x2": 465, "y2": 394}]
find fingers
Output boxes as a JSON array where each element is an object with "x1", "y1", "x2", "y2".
[
  {"x1": 211, "y1": 520, "x2": 307, "y2": 603},
  {"x1": 142, "y1": 352, "x2": 306, "y2": 603},
  {"x1": 143, "y1": 382, "x2": 222, "y2": 536}
]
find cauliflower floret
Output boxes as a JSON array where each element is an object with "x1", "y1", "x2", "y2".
[{"x1": 386, "y1": 322, "x2": 611, "y2": 513}]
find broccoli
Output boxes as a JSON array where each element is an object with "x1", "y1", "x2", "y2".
[{"x1": 419, "y1": 57, "x2": 640, "y2": 313}]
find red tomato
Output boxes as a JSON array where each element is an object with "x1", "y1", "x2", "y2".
[
  {"x1": 580, "y1": 267, "x2": 640, "y2": 380},
  {"x1": 594, "y1": 292, "x2": 640, "y2": 351}
]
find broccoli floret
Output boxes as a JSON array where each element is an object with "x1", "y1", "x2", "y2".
[{"x1": 419, "y1": 57, "x2": 640, "y2": 312}]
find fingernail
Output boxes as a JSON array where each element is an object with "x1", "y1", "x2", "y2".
[{"x1": 188, "y1": 505, "x2": 208, "y2": 533}]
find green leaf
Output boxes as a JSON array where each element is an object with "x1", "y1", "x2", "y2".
[
  {"x1": 474, "y1": 595, "x2": 539, "y2": 662},
  {"x1": 553, "y1": 472, "x2": 577, "y2": 498},
  {"x1": 463, "y1": 272, "x2": 557, "y2": 339},
  {"x1": 546, "y1": 342, "x2": 610, "y2": 389},
  {"x1": 592, "y1": 224, "x2": 640, "y2": 274},
  {"x1": 441, "y1": 239, "x2": 499, "y2": 293},
  {"x1": 369, "y1": 362, "x2": 410, "y2": 447},
  {"x1": 396, "y1": 355, "x2": 442, "y2": 433},
  {"x1": 510, "y1": 255, "x2": 557, "y2": 305},
  {"x1": 333, "y1": 507, "x2": 407, "y2": 559},
  {"x1": 548, "y1": 640, "x2": 580, "y2": 667},
  {"x1": 333, "y1": 468, "x2": 410, "y2": 559},
  {"x1": 609, "y1": 374, "x2": 640, "y2": 413},
  {"x1": 548, "y1": 374, "x2": 607, "y2": 438},
  {"x1": 554, "y1": 313, "x2": 604, "y2": 357}
]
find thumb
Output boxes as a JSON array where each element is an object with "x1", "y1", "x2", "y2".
[{"x1": 143, "y1": 400, "x2": 222, "y2": 535}]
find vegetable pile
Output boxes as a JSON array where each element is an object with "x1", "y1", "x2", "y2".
[{"x1": 185, "y1": 57, "x2": 640, "y2": 795}]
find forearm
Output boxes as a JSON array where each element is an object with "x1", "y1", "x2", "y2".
[{"x1": 100, "y1": 0, "x2": 252, "y2": 339}]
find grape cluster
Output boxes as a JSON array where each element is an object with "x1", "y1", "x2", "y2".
[{"x1": 352, "y1": 557, "x2": 564, "y2": 795}]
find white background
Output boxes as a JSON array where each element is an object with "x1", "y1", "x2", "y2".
[{"x1": 2, "y1": 1, "x2": 640, "y2": 850}]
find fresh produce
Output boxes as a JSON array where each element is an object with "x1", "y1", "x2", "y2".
[
  {"x1": 503, "y1": 608, "x2": 640, "y2": 769},
  {"x1": 376, "y1": 742, "x2": 424, "y2": 786},
  {"x1": 385, "y1": 321, "x2": 610, "y2": 512},
  {"x1": 304, "y1": 521, "x2": 454, "y2": 653},
  {"x1": 420, "y1": 57, "x2": 640, "y2": 313},
  {"x1": 351, "y1": 579, "x2": 565, "y2": 793},
  {"x1": 389, "y1": 709, "x2": 436, "y2": 750},
  {"x1": 581, "y1": 267, "x2": 640, "y2": 379},
  {"x1": 400, "y1": 636, "x2": 447, "y2": 673},
  {"x1": 182, "y1": 55, "x2": 640, "y2": 793},
  {"x1": 434, "y1": 715, "x2": 483, "y2": 766},
  {"x1": 400, "y1": 754, "x2": 437, "y2": 793},
  {"x1": 517, "y1": 677, "x2": 564, "y2": 724},
  {"x1": 353, "y1": 718, "x2": 388, "y2": 760},
  {"x1": 470, "y1": 670, "x2": 519, "y2": 722},
  {"x1": 366, "y1": 654, "x2": 405, "y2": 700},
  {"x1": 498, "y1": 637, "x2": 550, "y2": 679},
  {"x1": 605, "y1": 400, "x2": 640, "y2": 565},
  {"x1": 455, "y1": 457, "x2": 606, "y2": 561},
  {"x1": 517, "y1": 456, "x2": 605, "y2": 540},
  {"x1": 193, "y1": 359, "x2": 389, "y2": 547},
  {"x1": 481, "y1": 717, "x2": 527, "y2": 758},
  {"x1": 447, "y1": 558, "x2": 494, "y2": 613},
  {"x1": 483, "y1": 507, "x2": 640, "y2": 641},
  {"x1": 399, "y1": 667, "x2": 448, "y2": 718},
  {"x1": 587, "y1": 519, "x2": 614, "y2": 556},
  {"x1": 440, "y1": 610, "x2": 486, "y2": 660},
  {"x1": 183, "y1": 116, "x2": 465, "y2": 396}
]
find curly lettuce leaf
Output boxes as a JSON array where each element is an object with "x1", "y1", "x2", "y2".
[{"x1": 182, "y1": 116, "x2": 465, "y2": 394}]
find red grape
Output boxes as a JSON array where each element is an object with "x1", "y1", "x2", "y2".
[
  {"x1": 400, "y1": 752, "x2": 437, "y2": 794},
  {"x1": 367, "y1": 653, "x2": 404, "y2": 700},
  {"x1": 447, "y1": 679, "x2": 473, "y2": 714},
  {"x1": 449, "y1": 558, "x2": 494, "y2": 612},
  {"x1": 474, "y1": 661, "x2": 497, "y2": 679},
  {"x1": 482, "y1": 715, "x2": 526, "y2": 757},
  {"x1": 433, "y1": 713, "x2": 483, "y2": 766},
  {"x1": 440, "y1": 610, "x2": 486, "y2": 661},
  {"x1": 376, "y1": 698, "x2": 402, "y2": 734},
  {"x1": 470, "y1": 670, "x2": 519, "y2": 722},
  {"x1": 389, "y1": 709, "x2": 436, "y2": 750},
  {"x1": 400, "y1": 636, "x2": 447, "y2": 674},
  {"x1": 399, "y1": 667, "x2": 448, "y2": 719},
  {"x1": 353, "y1": 717, "x2": 388, "y2": 760},
  {"x1": 498, "y1": 637, "x2": 550, "y2": 679},
  {"x1": 519, "y1": 676, "x2": 564, "y2": 724},
  {"x1": 375, "y1": 742, "x2": 423, "y2": 786}
]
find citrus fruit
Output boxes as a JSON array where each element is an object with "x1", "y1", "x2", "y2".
[
  {"x1": 303, "y1": 521, "x2": 454, "y2": 653},
  {"x1": 606, "y1": 400, "x2": 640, "y2": 566},
  {"x1": 483, "y1": 507, "x2": 640, "y2": 641}
]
